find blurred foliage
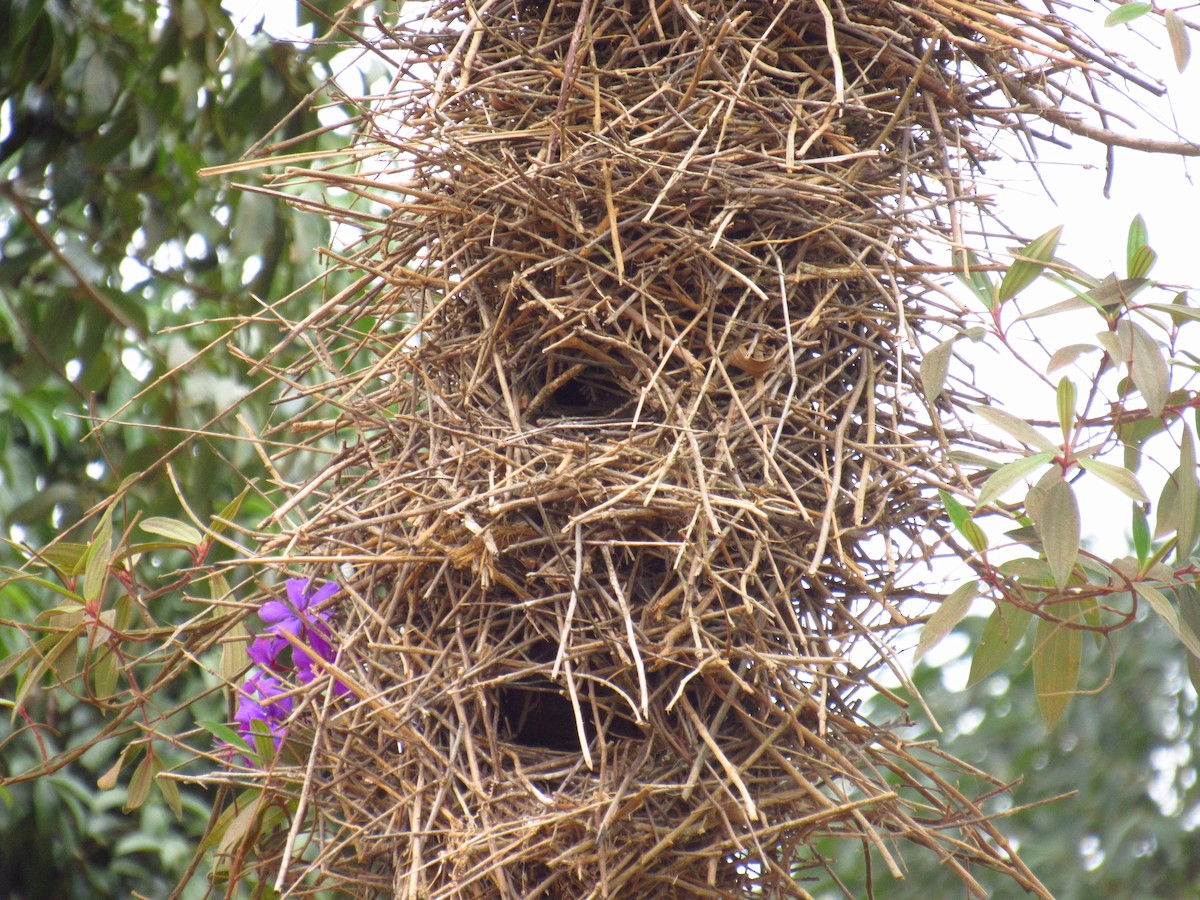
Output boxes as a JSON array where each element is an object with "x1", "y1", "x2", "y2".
[
  {"x1": 0, "y1": 0, "x2": 357, "y2": 545},
  {"x1": 814, "y1": 611, "x2": 1200, "y2": 898},
  {"x1": 0, "y1": 0, "x2": 372, "y2": 895}
]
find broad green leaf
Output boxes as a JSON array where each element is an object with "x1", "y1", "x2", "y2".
[
  {"x1": 1076, "y1": 458, "x2": 1150, "y2": 503},
  {"x1": 916, "y1": 580, "x2": 980, "y2": 660},
  {"x1": 82, "y1": 537, "x2": 112, "y2": 606},
  {"x1": 156, "y1": 772, "x2": 184, "y2": 820},
  {"x1": 970, "y1": 405, "x2": 1061, "y2": 454},
  {"x1": 82, "y1": 509, "x2": 115, "y2": 604},
  {"x1": 1024, "y1": 467, "x2": 1063, "y2": 536},
  {"x1": 13, "y1": 630, "x2": 80, "y2": 715},
  {"x1": 1079, "y1": 276, "x2": 1149, "y2": 310},
  {"x1": 1167, "y1": 10, "x2": 1191, "y2": 72},
  {"x1": 999, "y1": 557, "x2": 1053, "y2": 583},
  {"x1": 921, "y1": 337, "x2": 956, "y2": 403},
  {"x1": 1124, "y1": 320, "x2": 1170, "y2": 416},
  {"x1": 1046, "y1": 343, "x2": 1099, "y2": 374},
  {"x1": 976, "y1": 452, "x2": 1054, "y2": 509},
  {"x1": 1036, "y1": 478, "x2": 1080, "y2": 590},
  {"x1": 1146, "y1": 297, "x2": 1200, "y2": 326},
  {"x1": 91, "y1": 645, "x2": 119, "y2": 699},
  {"x1": 949, "y1": 450, "x2": 1003, "y2": 470},
  {"x1": 35, "y1": 542, "x2": 90, "y2": 577},
  {"x1": 1132, "y1": 505, "x2": 1151, "y2": 566},
  {"x1": 1056, "y1": 377, "x2": 1076, "y2": 440},
  {"x1": 125, "y1": 753, "x2": 154, "y2": 812},
  {"x1": 1033, "y1": 611, "x2": 1082, "y2": 731},
  {"x1": 215, "y1": 791, "x2": 264, "y2": 859},
  {"x1": 998, "y1": 225, "x2": 1062, "y2": 302},
  {"x1": 140, "y1": 516, "x2": 203, "y2": 546},
  {"x1": 952, "y1": 248, "x2": 995, "y2": 310},
  {"x1": 968, "y1": 604, "x2": 1033, "y2": 686},
  {"x1": 1133, "y1": 582, "x2": 1200, "y2": 658},
  {"x1": 1105, "y1": 2, "x2": 1152, "y2": 26},
  {"x1": 1177, "y1": 428, "x2": 1199, "y2": 561},
  {"x1": 1156, "y1": 472, "x2": 1179, "y2": 540}
]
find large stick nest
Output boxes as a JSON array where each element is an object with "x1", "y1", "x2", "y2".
[{"x1": 216, "y1": 1, "x2": 1162, "y2": 897}]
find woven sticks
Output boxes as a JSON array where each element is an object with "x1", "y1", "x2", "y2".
[{"x1": 222, "y1": 2, "x2": 1163, "y2": 896}]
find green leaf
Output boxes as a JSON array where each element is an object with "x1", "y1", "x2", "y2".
[
  {"x1": 939, "y1": 489, "x2": 971, "y2": 531},
  {"x1": 971, "y1": 405, "x2": 1061, "y2": 454},
  {"x1": 968, "y1": 604, "x2": 1033, "y2": 686},
  {"x1": 952, "y1": 248, "x2": 995, "y2": 310},
  {"x1": 1124, "y1": 320, "x2": 1170, "y2": 416},
  {"x1": 1156, "y1": 470, "x2": 1179, "y2": 540},
  {"x1": 1127, "y1": 213, "x2": 1148, "y2": 269},
  {"x1": 921, "y1": 337, "x2": 956, "y2": 403},
  {"x1": 34, "y1": 542, "x2": 91, "y2": 577},
  {"x1": 1146, "y1": 295, "x2": 1200, "y2": 326},
  {"x1": 1105, "y1": 3, "x2": 1153, "y2": 26},
  {"x1": 197, "y1": 720, "x2": 253, "y2": 753},
  {"x1": 1033, "y1": 610, "x2": 1082, "y2": 732},
  {"x1": 916, "y1": 580, "x2": 980, "y2": 660},
  {"x1": 1132, "y1": 506, "x2": 1151, "y2": 567},
  {"x1": 13, "y1": 630, "x2": 80, "y2": 715},
  {"x1": 1128, "y1": 245, "x2": 1157, "y2": 280},
  {"x1": 156, "y1": 772, "x2": 184, "y2": 821},
  {"x1": 1036, "y1": 478, "x2": 1080, "y2": 590},
  {"x1": 940, "y1": 489, "x2": 988, "y2": 552},
  {"x1": 1019, "y1": 275, "x2": 1150, "y2": 322},
  {"x1": 140, "y1": 516, "x2": 203, "y2": 546},
  {"x1": 1046, "y1": 343, "x2": 1099, "y2": 374},
  {"x1": 82, "y1": 538, "x2": 112, "y2": 606},
  {"x1": 91, "y1": 645, "x2": 119, "y2": 699},
  {"x1": 999, "y1": 556, "x2": 1053, "y2": 583},
  {"x1": 210, "y1": 485, "x2": 253, "y2": 538},
  {"x1": 1076, "y1": 457, "x2": 1150, "y2": 503},
  {"x1": 1166, "y1": 10, "x2": 1192, "y2": 72},
  {"x1": 998, "y1": 225, "x2": 1062, "y2": 302},
  {"x1": 214, "y1": 792, "x2": 264, "y2": 860},
  {"x1": 0, "y1": 569, "x2": 87, "y2": 606},
  {"x1": 1177, "y1": 428, "x2": 1199, "y2": 561},
  {"x1": 976, "y1": 452, "x2": 1054, "y2": 509},
  {"x1": 125, "y1": 753, "x2": 154, "y2": 812},
  {"x1": 1133, "y1": 582, "x2": 1200, "y2": 659},
  {"x1": 1056, "y1": 377, "x2": 1076, "y2": 440}
]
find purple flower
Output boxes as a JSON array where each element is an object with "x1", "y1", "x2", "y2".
[
  {"x1": 235, "y1": 669, "x2": 295, "y2": 748},
  {"x1": 227, "y1": 577, "x2": 349, "y2": 759}
]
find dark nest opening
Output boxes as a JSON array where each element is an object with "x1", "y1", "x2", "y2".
[{"x1": 213, "y1": 1, "x2": 1173, "y2": 897}]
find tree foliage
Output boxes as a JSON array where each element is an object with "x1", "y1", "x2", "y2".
[{"x1": 0, "y1": 1, "x2": 362, "y2": 893}]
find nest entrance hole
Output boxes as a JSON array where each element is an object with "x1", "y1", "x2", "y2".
[
  {"x1": 494, "y1": 641, "x2": 645, "y2": 752},
  {"x1": 530, "y1": 359, "x2": 635, "y2": 419}
]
